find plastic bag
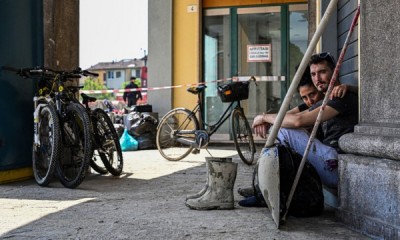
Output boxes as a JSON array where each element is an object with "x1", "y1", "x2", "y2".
[{"x1": 119, "y1": 129, "x2": 138, "y2": 151}]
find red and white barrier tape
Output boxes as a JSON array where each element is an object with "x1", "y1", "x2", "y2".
[{"x1": 80, "y1": 75, "x2": 285, "y2": 94}]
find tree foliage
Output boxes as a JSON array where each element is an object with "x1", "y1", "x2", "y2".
[{"x1": 82, "y1": 77, "x2": 113, "y2": 100}]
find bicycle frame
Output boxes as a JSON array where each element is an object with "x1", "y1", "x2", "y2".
[
  {"x1": 156, "y1": 79, "x2": 255, "y2": 163},
  {"x1": 177, "y1": 89, "x2": 241, "y2": 141}
]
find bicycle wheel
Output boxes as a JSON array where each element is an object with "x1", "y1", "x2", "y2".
[
  {"x1": 56, "y1": 103, "x2": 92, "y2": 188},
  {"x1": 90, "y1": 155, "x2": 108, "y2": 175},
  {"x1": 92, "y1": 108, "x2": 123, "y2": 176},
  {"x1": 156, "y1": 108, "x2": 199, "y2": 161},
  {"x1": 231, "y1": 108, "x2": 255, "y2": 165},
  {"x1": 32, "y1": 102, "x2": 60, "y2": 186}
]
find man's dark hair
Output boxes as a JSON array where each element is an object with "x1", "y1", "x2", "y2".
[
  {"x1": 295, "y1": 65, "x2": 314, "y2": 92},
  {"x1": 309, "y1": 52, "x2": 336, "y2": 71},
  {"x1": 130, "y1": 76, "x2": 136, "y2": 80}
]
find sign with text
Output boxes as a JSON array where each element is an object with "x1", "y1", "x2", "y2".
[{"x1": 247, "y1": 44, "x2": 271, "y2": 62}]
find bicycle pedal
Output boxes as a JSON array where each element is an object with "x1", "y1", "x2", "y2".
[{"x1": 191, "y1": 149, "x2": 200, "y2": 154}]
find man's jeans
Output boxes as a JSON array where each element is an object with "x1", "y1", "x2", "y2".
[{"x1": 277, "y1": 128, "x2": 338, "y2": 189}]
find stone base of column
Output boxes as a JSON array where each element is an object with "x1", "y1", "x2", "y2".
[{"x1": 337, "y1": 154, "x2": 400, "y2": 239}]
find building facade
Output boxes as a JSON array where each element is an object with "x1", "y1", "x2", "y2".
[
  {"x1": 148, "y1": 0, "x2": 359, "y2": 138},
  {"x1": 87, "y1": 58, "x2": 146, "y2": 90},
  {"x1": 147, "y1": 0, "x2": 399, "y2": 238}
]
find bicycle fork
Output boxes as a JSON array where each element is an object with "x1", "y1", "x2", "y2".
[
  {"x1": 33, "y1": 96, "x2": 44, "y2": 149},
  {"x1": 33, "y1": 96, "x2": 54, "y2": 150}
]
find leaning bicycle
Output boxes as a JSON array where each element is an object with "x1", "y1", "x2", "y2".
[
  {"x1": 156, "y1": 78, "x2": 256, "y2": 165},
  {"x1": 80, "y1": 92, "x2": 123, "y2": 176},
  {"x1": 3, "y1": 66, "x2": 93, "y2": 188},
  {"x1": 3, "y1": 66, "x2": 60, "y2": 186}
]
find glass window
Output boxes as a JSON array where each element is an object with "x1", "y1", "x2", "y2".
[
  {"x1": 116, "y1": 71, "x2": 121, "y2": 78},
  {"x1": 289, "y1": 4, "x2": 309, "y2": 108},
  {"x1": 107, "y1": 71, "x2": 114, "y2": 79},
  {"x1": 237, "y1": 6, "x2": 282, "y2": 116},
  {"x1": 203, "y1": 9, "x2": 231, "y2": 134}
]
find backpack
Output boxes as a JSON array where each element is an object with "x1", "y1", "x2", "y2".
[{"x1": 254, "y1": 143, "x2": 324, "y2": 218}]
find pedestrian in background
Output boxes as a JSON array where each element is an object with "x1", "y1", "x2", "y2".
[{"x1": 123, "y1": 76, "x2": 142, "y2": 107}]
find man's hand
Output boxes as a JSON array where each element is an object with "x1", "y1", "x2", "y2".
[
  {"x1": 330, "y1": 84, "x2": 349, "y2": 99},
  {"x1": 252, "y1": 114, "x2": 272, "y2": 138},
  {"x1": 252, "y1": 114, "x2": 266, "y2": 128},
  {"x1": 253, "y1": 123, "x2": 271, "y2": 139}
]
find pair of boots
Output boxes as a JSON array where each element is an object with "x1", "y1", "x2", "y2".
[{"x1": 185, "y1": 157, "x2": 238, "y2": 210}]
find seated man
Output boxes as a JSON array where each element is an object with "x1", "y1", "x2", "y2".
[
  {"x1": 253, "y1": 52, "x2": 358, "y2": 189},
  {"x1": 238, "y1": 65, "x2": 324, "y2": 206}
]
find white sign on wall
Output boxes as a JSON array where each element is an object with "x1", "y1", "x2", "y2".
[{"x1": 247, "y1": 44, "x2": 272, "y2": 62}]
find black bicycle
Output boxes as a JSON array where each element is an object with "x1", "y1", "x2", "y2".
[
  {"x1": 3, "y1": 66, "x2": 93, "y2": 188},
  {"x1": 80, "y1": 92, "x2": 123, "y2": 176},
  {"x1": 156, "y1": 78, "x2": 256, "y2": 165}
]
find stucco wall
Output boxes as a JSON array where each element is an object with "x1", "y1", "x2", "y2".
[
  {"x1": 172, "y1": 0, "x2": 201, "y2": 110},
  {"x1": 147, "y1": 0, "x2": 173, "y2": 117}
]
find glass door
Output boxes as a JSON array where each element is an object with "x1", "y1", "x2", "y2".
[
  {"x1": 237, "y1": 6, "x2": 284, "y2": 119},
  {"x1": 202, "y1": 4, "x2": 308, "y2": 139}
]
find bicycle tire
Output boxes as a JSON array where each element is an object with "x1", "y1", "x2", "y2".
[
  {"x1": 92, "y1": 108, "x2": 123, "y2": 176},
  {"x1": 90, "y1": 155, "x2": 109, "y2": 175},
  {"x1": 231, "y1": 108, "x2": 256, "y2": 165},
  {"x1": 56, "y1": 103, "x2": 92, "y2": 188},
  {"x1": 32, "y1": 101, "x2": 60, "y2": 186},
  {"x1": 156, "y1": 108, "x2": 199, "y2": 161}
]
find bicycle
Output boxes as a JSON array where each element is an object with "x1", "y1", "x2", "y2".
[
  {"x1": 80, "y1": 92, "x2": 123, "y2": 176},
  {"x1": 52, "y1": 68, "x2": 124, "y2": 180},
  {"x1": 156, "y1": 78, "x2": 256, "y2": 165},
  {"x1": 3, "y1": 66, "x2": 92, "y2": 188}
]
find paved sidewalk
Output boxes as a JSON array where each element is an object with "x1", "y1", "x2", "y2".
[{"x1": 0, "y1": 146, "x2": 369, "y2": 239}]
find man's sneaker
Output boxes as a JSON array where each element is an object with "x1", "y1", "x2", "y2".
[
  {"x1": 237, "y1": 187, "x2": 254, "y2": 198},
  {"x1": 238, "y1": 196, "x2": 267, "y2": 208}
]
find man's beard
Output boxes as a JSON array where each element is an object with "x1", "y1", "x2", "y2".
[{"x1": 317, "y1": 82, "x2": 328, "y2": 93}]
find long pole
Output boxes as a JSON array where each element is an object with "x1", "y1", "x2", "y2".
[{"x1": 282, "y1": 5, "x2": 361, "y2": 222}]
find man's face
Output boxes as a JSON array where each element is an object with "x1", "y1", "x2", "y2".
[
  {"x1": 299, "y1": 84, "x2": 323, "y2": 107},
  {"x1": 310, "y1": 60, "x2": 334, "y2": 93}
]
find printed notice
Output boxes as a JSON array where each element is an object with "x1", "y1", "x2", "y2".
[{"x1": 247, "y1": 44, "x2": 271, "y2": 62}]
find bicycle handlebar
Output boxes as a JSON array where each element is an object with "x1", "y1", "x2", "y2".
[{"x1": 2, "y1": 66, "x2": 99, "y2": 79}]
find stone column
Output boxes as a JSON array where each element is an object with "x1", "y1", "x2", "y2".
[{"x1": 337, "y1": 1, "x2": 400, "y2": 239}]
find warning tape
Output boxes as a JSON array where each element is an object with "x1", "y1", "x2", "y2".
[{"x1": 80, "y1": 75, "x2": 285, "y2": 94}]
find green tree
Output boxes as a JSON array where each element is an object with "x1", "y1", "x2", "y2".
[{"x1": 82, "y1": 77, "x2": 113, "y2": 100}]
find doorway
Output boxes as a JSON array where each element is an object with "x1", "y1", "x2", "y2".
[{"x1": 203, "y1": 4, "x2": 308, "y2": 139}]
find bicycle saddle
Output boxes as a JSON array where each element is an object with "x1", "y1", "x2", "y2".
[
  {"x1": 81, "y1": 93, "x2": 97, "y2": 104},
  {"x1": 187, "y1": 84, "x2": 207, "y2": 95}
]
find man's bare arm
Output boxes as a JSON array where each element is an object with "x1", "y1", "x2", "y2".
[{"x1": 252, "y1": 105, "x2": 339, "y2": 129}]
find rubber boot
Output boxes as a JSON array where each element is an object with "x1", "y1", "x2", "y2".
[
  {"x1": 185, "y1": 160, "x2": 237, "y2": 210},
  {"x1": 186, "y1": 157, "x2": 232, "y2": 200}
]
